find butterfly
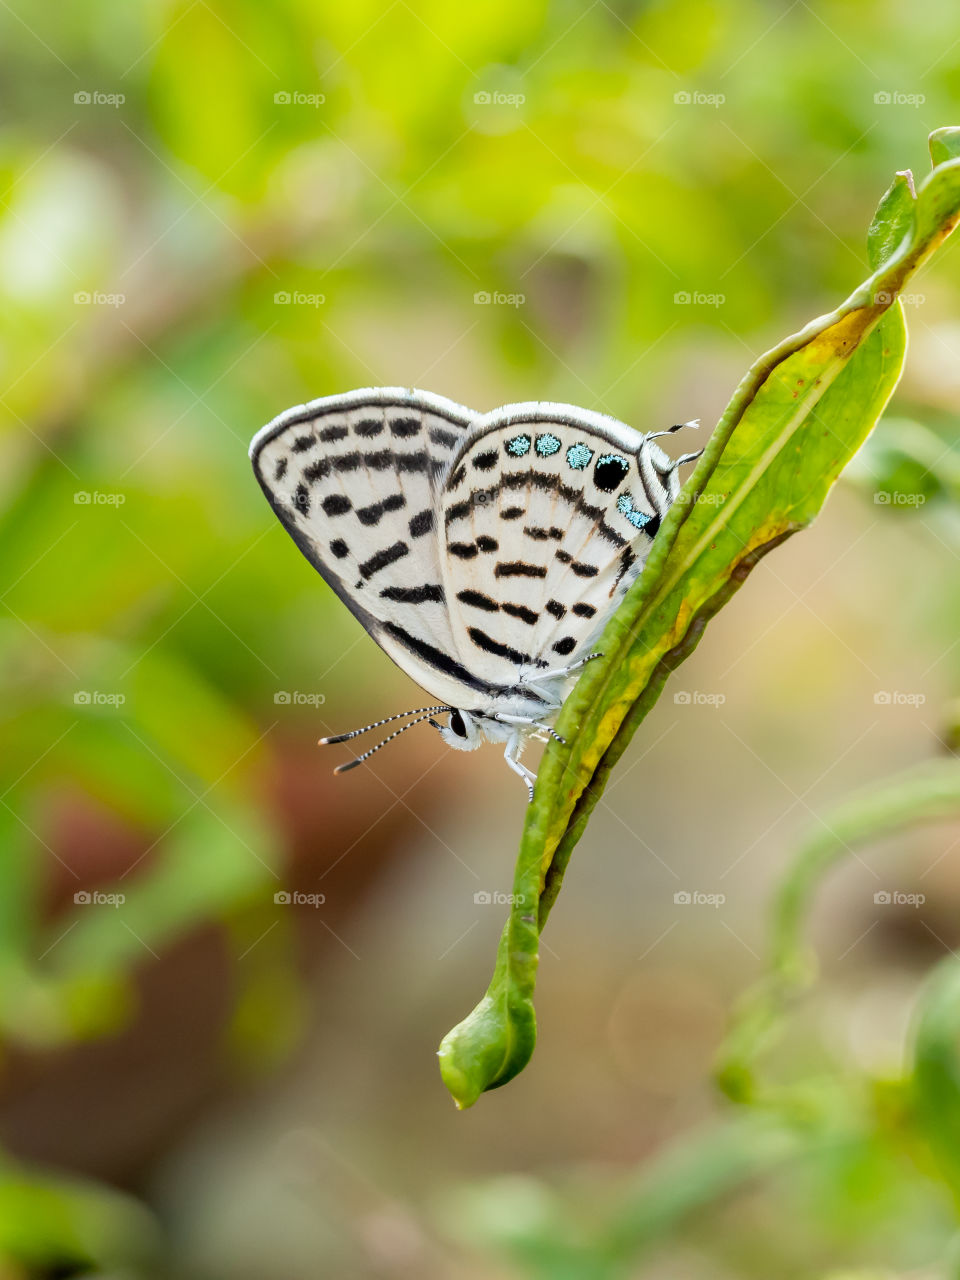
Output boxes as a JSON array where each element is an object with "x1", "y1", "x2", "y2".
[{"x1": 250, "y1": 387, "x2": 699, "y2": 799}]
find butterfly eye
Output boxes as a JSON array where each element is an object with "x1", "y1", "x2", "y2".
[{"x1": 449, "y1": 710, "x2": 467, "y2": 738}]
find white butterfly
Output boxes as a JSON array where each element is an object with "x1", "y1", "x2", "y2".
[{"x1": 250, "y1": 388, "x2": 699, "y2": 799}]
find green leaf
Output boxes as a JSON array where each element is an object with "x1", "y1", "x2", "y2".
[{"x1": 439, "y1": 129, "x2": 960, "y2": 1108}]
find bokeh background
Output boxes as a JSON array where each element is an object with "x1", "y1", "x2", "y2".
[{"x1": 3, "y1": 1, "x2": 960, "y2": 1276}]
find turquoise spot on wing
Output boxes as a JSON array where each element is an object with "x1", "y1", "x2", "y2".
[
  {"x1": 535, "y1": 432, "x2": 561, "y2": 457},
  {"x1": 617, "y1": 492, "x2": 653, "y2": 529},
  {"x1": 566, "y1": 442, "x2": 593, "y2": 469},
  {"x1": 506, "y1": 434, "x2": 531, "y2": 457}
]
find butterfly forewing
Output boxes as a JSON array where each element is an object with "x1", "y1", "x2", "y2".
[
  {"x1": 250, "y1": 388, "x2": 482, "y2": 703},
  {"x1": 439, "y1": 405, "x2": 679, "y2": 685}
]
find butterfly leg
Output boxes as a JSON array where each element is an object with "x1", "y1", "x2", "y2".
[
  {"x1": 503, "y1": 731, "x2": 536, "y2": 803},
  {"x1": 522, "y1": 652, "x2": 603, "y2": 686}
]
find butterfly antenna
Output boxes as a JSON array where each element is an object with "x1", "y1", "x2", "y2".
[
  {"x1": 319, "y1": 706, "x2": 451, "y2": 746},
  {"x1": 333, "y1": 711, "x2": 443, "y2": 774},
  {"x1": 648, "y1": 418, "x2": 700, "y2": 440}
]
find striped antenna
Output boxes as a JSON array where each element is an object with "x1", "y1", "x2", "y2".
[
  {"x1": 648, "y1": 418, "x2": 700, "y2": 440},
  {"x1": 319, "y1": 705, "x2": 451, "y2": 746},
  {"x1": 333, "y1": 711, "x2": 444, "y2": 774}
]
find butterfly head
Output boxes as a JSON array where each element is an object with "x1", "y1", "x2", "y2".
[{"x1": 430, "y1": 708, "x2": 482, "y2": 752}]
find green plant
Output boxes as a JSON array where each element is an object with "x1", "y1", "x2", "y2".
[{"x1": 438, "y1": 127, "x2": 960, "y2": 1109}]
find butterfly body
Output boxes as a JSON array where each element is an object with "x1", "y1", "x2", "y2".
[{"x1": 251, "y1": 388, "x2": 698, "y2": 798}]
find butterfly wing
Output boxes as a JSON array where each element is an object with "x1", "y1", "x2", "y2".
[
  {"x1": 439, "y1": 403, "x2": 691, "y2": 691},
  {"x1": 250, "y1": 387, "x2": 491, "y2": 705}
]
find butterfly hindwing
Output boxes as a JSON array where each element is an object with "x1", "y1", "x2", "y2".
[
  {"x1": 250, "y1": 388, "x2": 486, "y2": 704},
  {"x1": 439, "y1": 404, "x2": 683, "y2": 688}
]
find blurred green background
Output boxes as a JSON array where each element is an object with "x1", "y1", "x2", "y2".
[{"x1": 3, "y1": 0, "x2": 960, "y2": 1275}]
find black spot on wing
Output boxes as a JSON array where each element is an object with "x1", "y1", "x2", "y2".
[
  {"x1": 274, "y1": 457, "x2": 288, "y2": 480},
  {"x1": 359, "y1": 540, "x2": 408, "y2": 580},
  {"x1": 645, "y1": 513, "x2": 661, "y2": 538},
  {"x1": 552, "y1": 636, "x2": 577, "y2": 656},
  {"x1": 390, "y1": 416, "x2": 420, "y2": 437},
  {"x1": 319, "y1": 424, "x2": 348, "y2": 443},
  {"x1": 503, "y1": 602, "x2": 538, "y2": 625},
  {"x1": 430, "y1": 426, "x2": 460, "y2": 449},
  {"x1": 408, "y1": 508, "x2": 434, "y2": 538},
  {"x1": 457, "y1": 589, "x2": 498, "y2": 612},
  {"x1": 570, "y1": 561, "x2": 599, "y2": 578},
  {"x1": 322, "y1": 494, "x2": 352, "y2": 516},
  {"x1": 397, "y1": 450, "x2": 429, "y2": 474},
  {"x1": 472, "y1": 448, "x2": 498, "y2": 471},
  {"x1": 332, "y1": 452, "x2": 361, "y2": 473},
  {"x1": 476, "y1": 535, "x2": 498, "y2": 553},
  {"x1": 292, "y1": 435, "x2": 315, "y2": 452},
  {"x1": 380, "y1": 583, "x2": 444, "y2": 604},
  {"x1": 572, "y1": 602, "x2": 597, "y2": 618},
  {"x1": 594, "y1": 455, "x2": 629, "y2": 492},
  {"x1": 495, "y1": 561, "x2": 547, "y2": 579},
  {"x1": 355, "y1": 492, "x2": 405, "y2": 526},
  {"x1": 449, "y1": 542, "x2": 478, "y2": 560},
  {"x1": 354, "y1": 418, "x2": 383, "y2": 437},
  {"x1": 467, "y1": 627, "x2": 546, "y2": 669},
  {"x1": 294, "y1": 483, "x2": 310, "y2": 514},
  {"x1": 303, "y1": 458, "x2": 330, "y2": 483},
  {"x1": 447, "y1": 465, "x2": 467, "y2": 489},
  {"x1": 502, "y1": 506, "x2": 524, "y2": 520},
  {"x1": 546, "y1": 599, "x2": 566, "y2": 619},
  {"x1": 382, "y1": 622, "x2": 527, "y2": 697},
  {"x1": 330, "y1": 538, "x2": 349, "y2": 558}
]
